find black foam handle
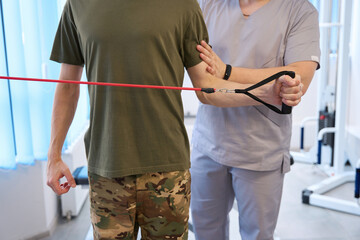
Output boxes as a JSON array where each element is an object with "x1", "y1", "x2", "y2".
[
  {"x1": 201, "y1": 88, "x2": 215, "y2": 93},
  {"x1": 281, "y1": 71, "x2": 296, "y2": 114}
]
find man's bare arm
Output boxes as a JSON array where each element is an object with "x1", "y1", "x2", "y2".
[
  {"x1": 187, "y1": 61, "x2": 302, "y2": 108},
  {"x1": 226, "y1": 61, "x2": 317, "y2": 94},
  {"x1": 47, "y1": 63, "x2": 83, "y2": 195},
  {"x1": 197, "y1": 40, "x2": 317, "y2": 94}
]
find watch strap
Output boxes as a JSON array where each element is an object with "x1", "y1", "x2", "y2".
[{"x1": 223, "y1": 64, "x2": 232, "y2": 80}]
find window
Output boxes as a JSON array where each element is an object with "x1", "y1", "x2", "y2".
[{"x1": 0, "y1": 0, "x2": 89, "y2": 169}]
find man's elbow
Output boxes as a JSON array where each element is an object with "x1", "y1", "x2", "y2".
[
  {"x1": 195, "y1": 92, "x2": 210, "y2": 104},
  {"x1": 56, "y1": 83, "x2": 80, "y2": 101}
]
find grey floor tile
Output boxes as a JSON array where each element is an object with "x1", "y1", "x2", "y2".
[
  {"x1": 276, "y1": 162, "x2": 360, "y2": 240},
  {"x1": 40, "y1": 198, "x2": 91, "y2": 240}
]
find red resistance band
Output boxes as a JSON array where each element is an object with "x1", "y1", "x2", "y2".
[
  {"x1": 0, "y1": 71, "x2": 295, "y2": 114},
  {"x1": 0, "y1": 76, "x2": 216, "y2": 94}
]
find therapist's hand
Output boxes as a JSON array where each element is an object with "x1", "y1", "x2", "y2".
[
  {"x1": 46, "y1": 156, "x2": 76, "y2": 195},
  {"x1": 197, "y1": 40, "x2": 226, "y2": 79}
]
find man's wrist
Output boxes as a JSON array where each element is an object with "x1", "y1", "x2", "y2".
[
  {"x1": 257, "y1": 85, "x2": 274, "y2": 105},
  {"x1": 48, "y1": 148, "x2": 62, "y2": 160}
]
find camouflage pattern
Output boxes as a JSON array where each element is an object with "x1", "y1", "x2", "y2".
[{"x1": 89, "y1": 170, "x2": 191, "y2": 240}]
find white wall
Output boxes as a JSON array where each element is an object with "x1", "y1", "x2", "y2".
[{"x1": 0, "y1": 161, "x2": 58, "y2": 240}]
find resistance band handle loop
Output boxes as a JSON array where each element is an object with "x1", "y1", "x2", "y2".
[
  {"x1": 234, "y1": 89, "x2": 246, "y2": 94},
  {"x1": 236, "y1": 71, "x2": 295, "y2": 114}
]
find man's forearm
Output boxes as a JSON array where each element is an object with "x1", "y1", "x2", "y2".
[
  {"x1": 197, "y1": 77, "x2": 281, "y2": 108},
  {"x1": 48, "y1": 64, "x2": 83, "y2": 160},
  {"x1": 188, "y1": 62, "x2": 281, "y2": 108},
  {"x1": 48, "y1": 84, "x2": 79, "y2": 159},
  {"x1": 196, "y1": 41, "x2": 317, "y2": 95},
  {"x1": 228, "y1": 61, "x2": 317, "y2": 94}
]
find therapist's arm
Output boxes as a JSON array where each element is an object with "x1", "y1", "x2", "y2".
[
  {"x1": 47, "y1": 63, "x2": 83, "y2": 195},
  {"x1": 197, "y1": 40, "x2": 317, "y2": 94},
  {"x1": 187, "y1": 61, "x2": 303, "y2": 107}
]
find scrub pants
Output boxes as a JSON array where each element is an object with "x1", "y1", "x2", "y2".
[{"x1": 190, "y1": 147, "x2": 285, "y2": 240}]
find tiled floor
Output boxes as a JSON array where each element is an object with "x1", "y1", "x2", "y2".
[
  {"x1": 40, "y1": 162, "x2": 360, "y2": 240},
  {"x1": 275, "y1": 163, "x2": 360, "y2": 240}
]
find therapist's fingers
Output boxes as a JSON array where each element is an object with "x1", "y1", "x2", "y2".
[
  {"x1": 194, "y1": 45, "x2": 215, "y2": 75},
  {"x1": 197, "y1": 41, "x2": 213, "y2": 58},
  {"x1": 197, "y1": 41, "x2": 227, "y2": 78},
  {"x1": 201, "y1": 40, "x2": 213, "y2": 54},
  {"x1": 206, "y1": 66, "x2": 216, "y2": 75},
  {"x1": 198, "y1": 51, "x2": 214, "y2": 66}
]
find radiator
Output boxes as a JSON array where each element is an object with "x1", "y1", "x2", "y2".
[{"x1": 60, "y1": 129, "x2": 89, "y2": 219}]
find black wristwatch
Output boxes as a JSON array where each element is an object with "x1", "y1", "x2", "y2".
[{"x1": 223, "y1": 64, "x2": 232, "y2": 80}]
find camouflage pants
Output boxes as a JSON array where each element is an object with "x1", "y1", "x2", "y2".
[{"x1": 89, "y1": 170, "x2": 191, "y2": 240}]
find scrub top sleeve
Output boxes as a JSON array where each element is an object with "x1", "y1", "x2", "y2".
[
  {"x1": 50, "y1": 1, "x2": 84, "y2": 66},
  {"x1": 284, "y1": 7, "x2": 321, "y2": 69},
  {"x1": 183, "y1": 8, "x2": 209, "y2": 69}
]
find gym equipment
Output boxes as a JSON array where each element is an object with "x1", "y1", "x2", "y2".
[
  {"x1": 299, "y1": 0, "x2": 360, "y2": 216},
  {"x1": 290, "y1": 0, "x2": 338, "y2": 166}
]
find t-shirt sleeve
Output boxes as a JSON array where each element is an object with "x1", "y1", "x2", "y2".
[
  {"x1": 284, "y1": 3, "x2": 320, "y2": 69},
  {"x1": 182, "y1": 5, "x2": 209, "y2": 69},
  {"x1": 50, "y1": 1, "x2": 84, "y2": 66}
]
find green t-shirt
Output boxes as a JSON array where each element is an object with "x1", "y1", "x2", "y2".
[{"x1": 51, "y1": 0, "x2": 209, "y2": 178}]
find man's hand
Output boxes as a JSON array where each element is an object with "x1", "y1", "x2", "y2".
[
  {"x1": 47, "y1": 156, "x2": 76, "y2": 195},
  {"x1": 278, "y1": 74, "x2": 303, "y2": 106},
  {"x1": 242, "y1": 73, "x2": 302, "y2": 108}
]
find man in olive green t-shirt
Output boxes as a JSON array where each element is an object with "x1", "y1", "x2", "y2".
[{"x1": 46, "y1": 0, "x2": 303, "y2": 239}]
